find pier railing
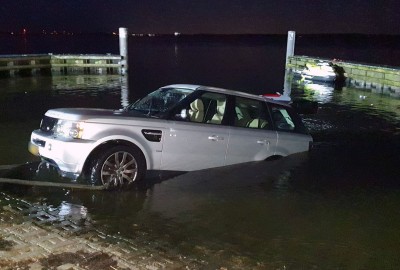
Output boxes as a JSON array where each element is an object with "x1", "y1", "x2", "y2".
[{"x1": 0, "y1": 54, "x2": 122, "y2": 77}]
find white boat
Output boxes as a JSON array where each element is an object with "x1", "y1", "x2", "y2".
[{"x1": 296, "y1": 62, "x2": 338, "y2": 82}]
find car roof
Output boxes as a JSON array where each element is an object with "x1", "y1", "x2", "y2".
[{"x1": 162, "y1": 84, "x2": 291, "y2": 107}]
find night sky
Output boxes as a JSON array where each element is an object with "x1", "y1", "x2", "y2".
[{"x1": 1, "y1": 0, "x2": 399, "y2": 35}]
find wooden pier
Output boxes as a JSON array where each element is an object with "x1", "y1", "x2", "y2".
[
  {"x1": 0, "y1": 54, "x2": 123, "y2": 77},
  {"x1": 287, "y1": 55, "x2": 400, "y2": 96}
]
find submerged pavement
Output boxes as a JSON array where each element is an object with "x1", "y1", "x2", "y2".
[
  {"x1": 0, "y1": 154, "x2": 309, "y2": 270},
  {"x1": 0, "y1": 210, "x2": 204, "y2": 270},
  {"x1": 0, "y1": 198, "x2": 203, "y2": 270}
]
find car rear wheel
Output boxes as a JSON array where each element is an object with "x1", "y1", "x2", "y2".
[{"x1": 90, "y1": 145, "x2": 146, "y2": 189}]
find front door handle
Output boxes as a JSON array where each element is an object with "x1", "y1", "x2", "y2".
[
  {"x1": 208, "y1": 135, "x2": 224, "y2": 141},
  {"x1": 257, "y1": 139, "x2": 269, "y2": 145}
]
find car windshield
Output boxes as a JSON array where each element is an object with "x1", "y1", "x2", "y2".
[{"x1": 125, "y1": 87, "x2": 194, "y2": 116}]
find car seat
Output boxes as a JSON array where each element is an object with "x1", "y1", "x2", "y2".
[
  {"x1": 208, "y1": 99, "x2": 226, "y2": 124},
  {"x1": 247, "y1": 118, "x2": 268, "y2": 129},
  {"x1": 188, "y1": 99, "x2": 204, "y2": 122}
]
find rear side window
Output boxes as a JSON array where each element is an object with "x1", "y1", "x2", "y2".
[
  {"x1": 233, "y1": 97, "x2": 271, "y2": 130},
  {"x1": 269, "y1": 104, "x2": 308, "y2": 134}
]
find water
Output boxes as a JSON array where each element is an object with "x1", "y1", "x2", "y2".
[{"x1": 1, "y1": 34, "x2": 400, "y2": 269}]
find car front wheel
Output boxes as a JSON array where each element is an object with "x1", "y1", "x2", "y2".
[{"x1": 90, "y1": 145, "x2": 146, "y2": 189}]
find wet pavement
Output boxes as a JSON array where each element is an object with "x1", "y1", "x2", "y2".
[{"x1": 0, "y1": 192, "x2": 205, "y2": 269}]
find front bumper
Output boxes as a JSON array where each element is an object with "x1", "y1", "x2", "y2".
[{"x1": 29, "y1": 130, "x2": 96, "y2": 175}]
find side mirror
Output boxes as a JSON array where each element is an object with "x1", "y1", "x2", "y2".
[
  {"x1": 174, "y1": 109, "x2": 188, "y2": 120},
  {"x1": 180, "y1": 109, "x2": 188, "y2": 119}
]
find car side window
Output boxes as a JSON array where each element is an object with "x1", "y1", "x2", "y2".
[
  {"x1": 234, "y1": 97, "x2": 271, "y2": 129},
  {"x1": 270, "y1": 105, "x2": 296, "y2": 131},
  {"x1": 177, "y1": 92, "x2": 227, "y2": 125}
]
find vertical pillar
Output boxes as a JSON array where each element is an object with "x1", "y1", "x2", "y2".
[
  {"x1": 285, "y1": 31, "x2": 296, "y2": 66},
  {"x1": 282, "y1": 69, "x2": 292, "y2": 98},
  {"x1": 282, "y1": 31, "x2": 295, "y2": 99},
  {"x1": 119, "y1": 27, "x2": 128, "y2": 75}
]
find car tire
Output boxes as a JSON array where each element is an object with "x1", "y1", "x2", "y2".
[{"x1": 89, "y1": 145, "x2": 146, "y2": 190}]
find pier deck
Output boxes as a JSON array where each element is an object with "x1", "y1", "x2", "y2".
[{"x1": 0, "y1": 54, "x2": 122, "y2": 77}]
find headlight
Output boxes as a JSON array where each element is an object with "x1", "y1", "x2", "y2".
[{"x1": 53, "y1": 120, "x2": 85, "y2": 139}]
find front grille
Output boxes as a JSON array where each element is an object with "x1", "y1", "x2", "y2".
[{"x1": 40, "y1": 116, "x2": 57, "y2": 134}]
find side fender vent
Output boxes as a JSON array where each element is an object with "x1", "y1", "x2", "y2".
[{"x1": 141, "y1": 129, "x2": 162, "y2": 142}]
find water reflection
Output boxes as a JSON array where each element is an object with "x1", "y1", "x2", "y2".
[
  {"x1": 120, "y1": 76, "x2": 129, "y2": 107},
  {"x1": 294, "y1": 79, "x2": 337, "y2": 103},
  {"x1": 0, "y1": 75, "x2": 129, "y2": 124},
  {"x1": 144, "y1": 153, "x2": 309, "y2": 219}
]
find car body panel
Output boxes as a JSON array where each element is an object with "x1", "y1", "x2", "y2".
[
  {"x1": 29, "y1": 84, "x2": 313, "y2": 179},
  {"x1": 30, "y1": 129, "x2": 96, "y2": 174},
  {"x1": 225, "y1": 126, "x2": 278, "y2": 165},
  {"x1": 274, "y1": 131, "x2": 312, "y2": 156},
  {"x1": 161, "y1": 121, "x2": 229, "y2": 171}
]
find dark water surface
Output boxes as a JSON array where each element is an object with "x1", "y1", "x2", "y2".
[{"x1": 1, "y1": 35, "x2": 400, "y2": 269}]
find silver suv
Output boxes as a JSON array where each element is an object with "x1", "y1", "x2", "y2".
[{"x1": 29, "y1": 84, "x2": 312, "y2": 189}]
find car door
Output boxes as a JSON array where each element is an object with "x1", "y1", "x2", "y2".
[
  {"x1": 269, "y1": 104, "x2": 312, "y2": 155},
  {"x1": 225, "y1": 97, "x2": 278, "y2": 165},
  {"x1": 160, "y1": 92, "x2": 230, "y2": 171}
]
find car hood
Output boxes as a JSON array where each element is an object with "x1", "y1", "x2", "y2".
[{"x1": 45, "y1": 108, "x2": 151, "y2": 121}]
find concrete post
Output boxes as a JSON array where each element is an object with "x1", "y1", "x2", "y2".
[
  {"x1": 282, "y1": 31, "x2": 295, "y2": 99},
  {"x1": 282, "y1": 68, "x2": 292, "y2": 98},
  {"x1": 119, "y1": 27, "x2": 128, "y2": 75},
  {"x1": 285, "y1": 31, "x2": 296, "y2": 66}
]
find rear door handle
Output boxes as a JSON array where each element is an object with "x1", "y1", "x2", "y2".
[{"x1": 208, "y1": 135, "x2": 224, "y2": 141}]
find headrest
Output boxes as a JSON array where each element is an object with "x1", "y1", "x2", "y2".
[{"x1": 190, "y1": 99, "x2": 204, "y2": 111}]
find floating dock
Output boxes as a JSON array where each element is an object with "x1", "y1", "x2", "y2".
[
  {"x1": 0, "y1": 54, "x2": 123, "y2": 77},
  {"x1": 287, "y1": 55, "x2": 400, "y2": 95}
]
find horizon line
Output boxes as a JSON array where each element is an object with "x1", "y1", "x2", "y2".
[{"x1": 0, "y1": 31, "x2": 399, "y2": 36}]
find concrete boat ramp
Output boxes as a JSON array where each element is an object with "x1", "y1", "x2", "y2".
[{"x1": 0, "y1": 164, "x2": 104, "y2": 191}]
